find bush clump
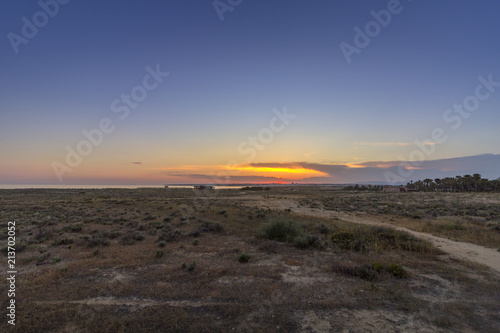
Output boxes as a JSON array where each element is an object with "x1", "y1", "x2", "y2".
[
  {"x1": 293, "y1": 234, "x2": 323, "y2": 249},
  {"x1": 354, "y1": 264, "x2": 379, "y2": 281},
  {"x1": 259, "y1": 217, "x2": 301, "y2": 242},
  {"x1": 238, "y1": 252, "x2": 251, "y2": 263},
  {"x1": 387, "y1": 263, "x2": 408, "y2": 278},
  {"x1": 52, "y1": 238, "x2": 74, "y2": 247},
  {"x1": 200, "y1": 222, "x2": 224, "y2": 232},
  {"x1": 331, "y1": 226, "x2": 435, "y2": 254}
]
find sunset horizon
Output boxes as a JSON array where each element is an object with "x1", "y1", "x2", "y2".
[{"x1": 2, "y1": 2, "x2": 499, "y2": 187}]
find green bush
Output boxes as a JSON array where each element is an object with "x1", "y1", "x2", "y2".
[
  {"x1": 120, "y1": 236, "x2": 135, "y2": 245},
  {"x1": 259, "y1": 217, "x2": 301, "y2": 242},
  {"x1": 156, "y1": 250, "x2": 164, "y2": 258},
  {"x1": 388, "y1": 263, "x2": 407, "y2": 278},
  {"x1": 187, "y1": 261, "x2": 196, "y2": 271},
  {"x1": 293, "y1": 234, "x2": 322, "y2": 249},
  {"x1": 201, "y1": 222, "x2": 224, "y2": 232},
  {"x1": 354, "y1": 264, "x2": 379, "y2": 281},
  {"x1": 331, "y1": 231, "x2": 357, "y2": 250},
  {"x1": 134, "y1": 234, "x2": 145, "y2": 241},
  {"x1": 317, "y1": 224, "x2": 331, "y2": 235},
  {"x1": 52, "y1": 256, "x2": 62, "y2": 264},
  {"x1": 331, "y1": 226, "x2": 434, "y2": 254},
  {"x1": 372, "y1": 262, "x2": 384, "y2": 272},
  {"x1": 52, "y1": 238, "x2": 74, "y2": 247},
  {"x1": 333, "y1": 263, "x2": 378, "y2": 281},
  {"x1": 238, "y1": 252, "x2": 251, "y2": 263}
]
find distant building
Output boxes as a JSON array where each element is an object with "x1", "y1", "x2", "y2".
[{"x1": 194, "y1": 185, "x2": 215, "y2": 190}]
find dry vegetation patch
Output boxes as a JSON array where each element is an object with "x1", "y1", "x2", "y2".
[{"x1": 1, "y1": 188, "x2": 499, "y2": 332}]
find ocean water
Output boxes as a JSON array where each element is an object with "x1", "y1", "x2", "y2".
[{"x1": 0, "y1": 185, "x2": 243, "y2": 190}]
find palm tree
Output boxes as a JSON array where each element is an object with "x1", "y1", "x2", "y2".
[
  {"x1": 472, "y1": 173, "x2": 482, "y2": 192},
  {"x1": 463, "y1": 175, "x2": 473, "y2": 192},
  {"x1": 455, "y1": 175, "x2": 463, "y2": 192},
  {"x1": 434, "y1": 178, "x2": 441, "y2": 192},
  {"x1": 423, "y1": 178, "x2": 433, "y2": 191}
]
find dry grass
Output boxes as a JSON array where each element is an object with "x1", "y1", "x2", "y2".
[
  {"x1": 318, "y1": 191, "x2": 500, "y2": 248},
  {"x1": 1, "y1": 188, "x2": 499, "y2": 332}
]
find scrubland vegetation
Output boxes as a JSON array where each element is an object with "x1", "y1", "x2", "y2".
[{"x1": 0, "y1": 187, "x2": 499, "y2": 332}]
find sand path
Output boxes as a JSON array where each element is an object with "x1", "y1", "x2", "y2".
[{"x1": 254, "y1": 197, "x2": 500, "y2": 275}]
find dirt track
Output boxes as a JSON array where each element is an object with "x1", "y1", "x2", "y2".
[{"x1": 253, "y1": 197, "x2": 500, "y2": 275}]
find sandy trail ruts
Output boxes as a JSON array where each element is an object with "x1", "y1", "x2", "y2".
[
  {"x1": 253, "y1": 197, "x2": 500, "y2": 275},
  {"x1": 37, "y1": 297, "x2": 233, "y2": 309}
]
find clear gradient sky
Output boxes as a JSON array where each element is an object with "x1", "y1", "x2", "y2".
[{"x1": 1, "y1": 0, "x2": 499, "y2": 185}]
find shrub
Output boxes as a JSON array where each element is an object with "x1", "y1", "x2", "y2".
[
  {"x1": 354, "y1": 264, "x2": 379, "y2": 281},
  {"x1": 120, "y1": 236, "x2": 136, "y2": 245},
  {"x1": 53, "y1": 256, "x2": 62, "y2": 264},
  {"x1": 331, "y1": 231, "x2": 358, "y2": 250},
  {"x1": 37, "y1": 252, "x2": 51, "y2": 264},
  {"x1": 293, "y1": 234, "x2": 322, "y2": 249},
  {"x1": 83, "y1": 235, "x2": 110, "y2": 248},
  {"x1": 259, "y1": 217, "x2": 301, "y2": 242},
  {"x1": 187, "y1": 230, "x2": 201, "y2": 238},
  {"x1": 331, "y1": 226, "x2": 435, "y2": 254},
  {"x1": 158, "y1": 241, "x2": 167, "y2": 248},
  {"x1": 187, "y1": 261, "x2": 196, "y2": 271},
  {"x1": 201, "y1": 222, "x2": 224, "y2": 232},
  {"x1": 192, "y1": 239, "x2": 199, "y2": 246},
  {"x1": 218, "y1": 210, "x2": 227, "y2": 215},
  {"x1": 238, "y1": 252, "x2": 251, "y2": 263},
  {"x1": 149, "y1": 221, "x2": 163, "y2": 229},
  {"x1": 372, "y1": 262, "x2": 384, "y2": 272},
  {"x1": 156, "y1": 251, "x2": 164, "y2": 258},
  {"x1": 333, "y1": 263, "x2": 378, "y2": 281},
  {"x1": 52, "y1": 238, "x2": 74, "y2": 247},
  {"x1": 157, "y1": 229, "x2": 182, "y2": 243},
  {"x1": 317, "y1": 224, "x2": 331, "y2": 235},
  {"x1": 487, "y1": 221, "x2": 500, "y2": 232},
  {"x1": 63, "y1": 225, "x2": 82, "y2": 233},
  {"x1": 388, "y1": 263, "x2": 407, "y2": 278}
]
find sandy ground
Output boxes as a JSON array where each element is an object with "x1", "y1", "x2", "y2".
[{"x1": 249, "y1": 196, "x2": 500, "y2": 275}]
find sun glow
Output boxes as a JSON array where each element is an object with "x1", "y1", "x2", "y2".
[{"x1": 227, "y1": 165, "x2": 328, "y2": 179}]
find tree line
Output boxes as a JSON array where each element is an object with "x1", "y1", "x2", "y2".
[{"x1": 406, "y1": 174, "x2": 500, "y2": 192}]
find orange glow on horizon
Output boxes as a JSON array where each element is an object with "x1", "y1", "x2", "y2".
[
  {"x1": 344, "y1": 163, "x2": 366, "y2": 169},
  {"x1": 159, "y1": 164, "x2": 329, "y2": 181},
  {"x1": 230, "y1": 166, "x2": 327, "y2": 175}
]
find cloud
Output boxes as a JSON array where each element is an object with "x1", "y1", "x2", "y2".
[
  {"x1": 130, "y1": 162, "x2": 143, "y2": 165},
  {"x1": 165, "y1": 173, "x2": 296, "y2": 183},
  {"x1": 355, "y1": 142, "x2": 436, "y2": 147},
  {"x1": 161, "y1": 154, "x2": 500, "y2": 184}
]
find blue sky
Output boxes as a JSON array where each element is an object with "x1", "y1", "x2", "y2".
[{"x1": 1, "y1": 0, "x2": 499, "y2": 184}]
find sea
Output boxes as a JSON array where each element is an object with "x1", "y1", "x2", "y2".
[{"x1": 0, "y1": 185, "x2": 244, "y2": 190}]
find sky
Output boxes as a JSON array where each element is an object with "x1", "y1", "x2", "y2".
[{"x1": 1, "y1": 0, "x2": 499, "y2": 185}]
